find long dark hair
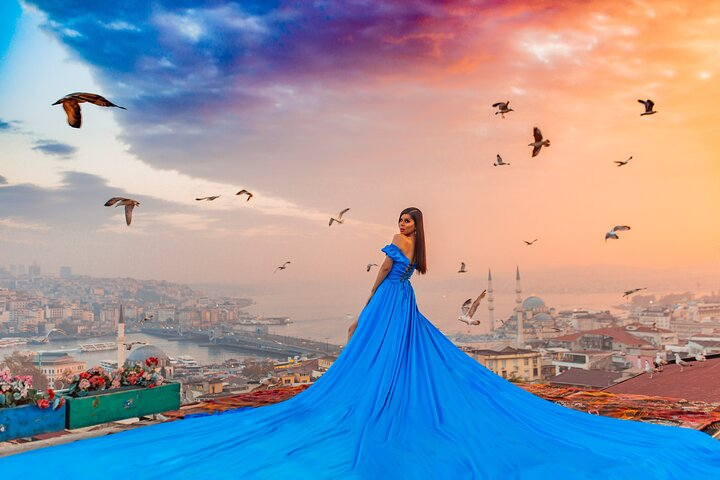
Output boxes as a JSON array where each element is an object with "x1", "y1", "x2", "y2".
[{"x1": 399, "y1": 207, "x2": 427, "y2": 274}]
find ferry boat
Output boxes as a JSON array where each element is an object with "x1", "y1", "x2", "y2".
[
  {"x1": 79, "y1": 342, "x2": 116, "y2": 352},
  {"x1": 0, "y1": 338, "x2": 28, "y2": 348},
  {"x1": 237, "y1": 316, "x2": 291, "y2": 326}
]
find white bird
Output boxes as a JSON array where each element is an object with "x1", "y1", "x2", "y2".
[
  {"x1": 52, "y1": 92, "x2": 126, "y2": 128},
  {"x1": 366, "y1": 263, "x2": 379, "y2": 272},
  {"x1": 605, "y1": 225, "x2": 631, "y2": 241},
  {"x1": 644, "y1": 360, "x2": 655, "y2": 379},
  {"x1": 104, "y1": 197, "x2": 140, "y2": 226},
  {"x1": 494, "y1": 154, "x2": 510, "y2": 166},
  {"x1": 329, "y1": 208, "x2": 350, "y2": 226},
  {"x1": 524, "y1": 239, "x2": 538, "y2": 246},
  {"x1": 695, "y1": 351, "x2": 706, "y2": 366},
  {"x1": 274, "y1": 261, "x2": 291, "y2": 273},
  {"x1": 458, "y1": 290, "x2": 487, "y2": 326},
  {"x1": 492, "y1": 101, "x2": 513, "y2": 118},
  {"x1": 196, "y1": 196, "x2": 220, "y2": 201},
  {"x1": 236, "y1": 189, "x2": 254, "y2": 201},
  {"x1": 638, "y1": 99, "x2": 657, "y2": 116},
  {"x1": 528, "y1": 127, "x2": 550, "y2": 157},
  {"x1": 615, "y1": 156, "x2": 632, "y2": 167},
  {"x1": 458, "y1": 262, "x2": 467, "y2": 273},
  {"x1": 623, "y1": 287, "x2": 647, "y2": 298},
  {"x1": 674, "y1": 353, "x2": 693, "y2": 372}
]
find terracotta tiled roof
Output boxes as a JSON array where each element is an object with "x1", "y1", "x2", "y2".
[
  {"x1": 551, "y1": 327, "x2": 653, "y2": 347},
  {"x1": 624, "y1": 323, "x2": 674, "y2": 333},
  {"x1": 605, "y1": 355, "x2": 720, "y2": 404}
]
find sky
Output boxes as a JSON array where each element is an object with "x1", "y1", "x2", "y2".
[{"x1": 1, "y1": 0, "x2": 720, "y2": 330}]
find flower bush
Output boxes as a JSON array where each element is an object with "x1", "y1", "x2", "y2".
[
  {"x1": 66, "y1": 357, "x2": 164, "y2": 397},
  {"x1": 0, "y1": 370, "x2": 65, "y2": 410}
]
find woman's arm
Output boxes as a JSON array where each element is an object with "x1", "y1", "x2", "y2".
[{"x1": 366, "y1": 255, "x2": 393, "y2": 305}]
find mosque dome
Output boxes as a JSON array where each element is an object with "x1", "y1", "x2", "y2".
[
  {"x1": 522, "y1": 296, "x2": 546, "y2": 311},
  {"x1": 532, "y1": 313, "x2": 553, "y2": 322},
  {"x1": 127, "y1": 344, "x2": 170, "y2": 365}
]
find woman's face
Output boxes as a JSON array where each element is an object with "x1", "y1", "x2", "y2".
[{"x1": 398, "y1": 214, "x2": 416, "y2": 236}]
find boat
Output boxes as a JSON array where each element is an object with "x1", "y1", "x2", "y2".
[
  {"x1": 79, "y1": 342, "x2": 116, "y2": 352},
  {"x1": 0, "y1": 338, "x2": 28, "y2": 348},
  {"x1": 237, "y1": 316, "x2": 292, "y2": 326}
]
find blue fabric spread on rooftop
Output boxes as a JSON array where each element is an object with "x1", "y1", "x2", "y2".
[{"x1": 2, "y1": 243, "x2": 720, "y2": 479}]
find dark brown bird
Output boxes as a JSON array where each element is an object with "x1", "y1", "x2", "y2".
[
  {"x1": 104, "y1": 197, "x2": 140, "y2": 226},
  {"x1": 529, "y1": 127, "x2": 550, "y2": 157},
  {"x1": 236, "y1": 189, "x2": 254, "y2": 201},
  {"x1": 52, "y1": 92, "x2": 126, "y2": 128},
  {"x1": 196, "y1": 196, "x2": 221, "y2": 201}
]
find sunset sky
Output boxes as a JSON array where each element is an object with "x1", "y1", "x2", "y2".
[{"x1": 1, "y1": 1, "x2": 719, "y2": 329}]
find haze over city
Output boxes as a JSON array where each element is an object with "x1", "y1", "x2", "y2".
[{"x1": 1, "y1": 0, "x2": 719, "y2": 326}]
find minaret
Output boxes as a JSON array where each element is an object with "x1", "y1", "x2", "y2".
[
  {"x1": 487, "y1": 269, "x2": 495, "y2": 332},
  {"x1": 117, "y1": 304, "x2": 125, "y2": 369},
  {"x1": 515, "y1": 266, "x2": 524, "y2": 348}
]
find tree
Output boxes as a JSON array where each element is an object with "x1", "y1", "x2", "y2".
[{"x1": 0, "y1": 351, "x2": 50, "y2": 390}]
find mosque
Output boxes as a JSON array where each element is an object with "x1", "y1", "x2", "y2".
[{"x1": 486, "y1": 267, "x2": 557, "y2": 346}]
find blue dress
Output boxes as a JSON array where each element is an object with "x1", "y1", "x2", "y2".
[{"x1": 2, "y1": 244, "x2": 719, "y2": 478}]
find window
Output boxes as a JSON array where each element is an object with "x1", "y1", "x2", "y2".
[
  {"x1": 501, "y1": 370, "x2": 507, "y2": 378},
  {"x1": 513, "y1": 359, "x2": 519, "y2": 366},
  {"x1": 533, "y1": 358, "x2": 538, "y2": 365},
  {"x1": 502, "y1": 360, "x2": 507, "y2": 368},
  {"x1": 524, "y1": 358, "x2": 529, "y2": 366},
  {"x1": 533, "y1": 368, "x2": 539, "y2": 377}
]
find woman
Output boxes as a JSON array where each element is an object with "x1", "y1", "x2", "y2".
[
  {"x1": 347, "y1": 206, "x2": 426, "y2": 341},
  {"x1": 3, "y1": 208, "x2": 719, "y2": 478}
]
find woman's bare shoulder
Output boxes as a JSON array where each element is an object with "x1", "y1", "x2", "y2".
[{"x1": 391, "y1": 234, "x2": 407, "y2": 247}]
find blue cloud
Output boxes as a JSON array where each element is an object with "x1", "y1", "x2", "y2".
[{"x1": 32, "y1": 139, "x2": 77, "y2": 157}]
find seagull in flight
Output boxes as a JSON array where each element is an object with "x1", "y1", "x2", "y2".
[
  {"x1": 196, "y1": 196, "x2": 220, "y2": 201},
  {"x1": 492, "y1": 101, "x2": 513, "y2": 118},
  {"x1": 615, "y1": 156, "x2": 632, "y2": 167},
  {"x1": 236, "y1": 189, "x2": 254, "y2": 201},
  {"x1": 458, "y1": 262, "x2": 467, "y2": 273},
  {"x1": 104, "y1": 197, "x2": 140, "y2": 226},
  {"x1": 329, "y1": 208, "x2": 350, "y2": 226},
  {"x1": 125, "y1": 341, "x2": 147, "y2": 351},
  {"x1": 458, "y1": 290, "x2": 487, "y2": 326},
  {"x1": 366, "y1": 263, "x2": 379, "y2": 272},
  {"x1": 622, "y1": 287, "x2": 646, "y2": 297},
  {"x1": 494, "y1": 154, "x2": 510, "y2": 166},
  {"x1": 529, "y1": 127, "x2": 550, "y2": 157},
  {"x1": 274, "y1": 261, "x2": 291, "y2": 273},
  {"x1": 524, "y1": 239, "x2": 538, "y2": 246},
  {"x1": 52, "y1": 92, "x2": 126, "y2": 128},
  {"x1": 605, "y1": 225, "x2": 631, "y2": 241},
  {"x1": 638, "y1": 99, "x2": 657, "y2": 116}
]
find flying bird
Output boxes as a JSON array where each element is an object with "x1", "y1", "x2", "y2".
[
  {"x1": 638, "y1": 99, "x2": 657, "y2": 116},
  {"x1": 524, "y1": 239, "x2": 538, "y2": 246},
  {"x1": 236, "y1": 189, "x2": 254, "y2": 201},
  {"x1": 196, "y1": 196, "x2": 220, "y2": 201},
  {"x1": 622, "y1": 287, "x2": 647, "y2": 297},
  {"x1": 125, "y1": 341, "x2": 147, "y2": 351},
  {"x1": 674, "y1": 353, "x2": 693, "y2": 372},
  {"x1": 494, "y1": 154, "x2": 510, "y2": 166},
  {"x1": 274, "y1": 261, "x2": 291, "y2": 273},
  {"x1": 457, "y1": 262, "x2": 467, "y2": 273},
  {"x1": 529, "y1": 127, "x2": 550, "y2": 157},
  {"x1": 605, "y1": 225, "x2": 631, "y2": 241},
  {"x1": 52, "y1": 92, "x2": 126, "y2": 128},
  {"x1": 329, "y1": 208, "x2": 350, "y2": 226},
  {"x1": 458, "y1": 290, "x2": 487, "y2": 326},
  {"x1": 492, "y1": 101, "x2": 513, "y2": 118},
  {"x1": 104, "y1": 197, "x2": 140, "y2": 226},
  {"x1": 615, "y1": 156, "x2": 632, "y2": 167},
  {"x1": 366, "y1": 263, "x2": 379, "y2": 272}
]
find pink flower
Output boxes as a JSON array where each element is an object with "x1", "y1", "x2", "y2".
[{"x1": 79, "y1": 379, "x2": 91, "y2": 390}]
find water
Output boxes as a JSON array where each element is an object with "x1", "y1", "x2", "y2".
[{"x1": 1, "y1": 333, "x2": 262, "y2": 368}]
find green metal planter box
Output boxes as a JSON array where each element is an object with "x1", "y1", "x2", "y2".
[
  {"x1": 0, "y1": 403, "x2": 67, "y2": 442},
  {"x1": 65, "y1": 382, "x2": 180, "y2": 429}
]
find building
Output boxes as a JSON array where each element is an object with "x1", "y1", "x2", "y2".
[
  {"x1": 548, "y1": 368, "x2": 624, "y2": 390},
  {"x1": 32, "y1": 352, "x2": 86, "y2": 389},
  {"x1": 464, "y1": 346, "x2": 542, "y2": 382},
  {"x1": 623, "y1": 323, "x2": 678, "y2": 348},
  {"x1": 551, "y1": 350, "x2": 614, "y2": 375}
]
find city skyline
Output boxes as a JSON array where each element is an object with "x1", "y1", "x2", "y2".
[{"x1": 1, "y1": 1, "x2": 719, "y2": 308}]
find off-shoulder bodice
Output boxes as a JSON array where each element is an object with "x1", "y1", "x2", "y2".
[{"x1": 381, "y1": 244, "x2": 415, "y2": 282}]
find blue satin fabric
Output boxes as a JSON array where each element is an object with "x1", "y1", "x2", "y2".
[{"x1": 2, "y1": 243, "x2": 719, "y2": 478}]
